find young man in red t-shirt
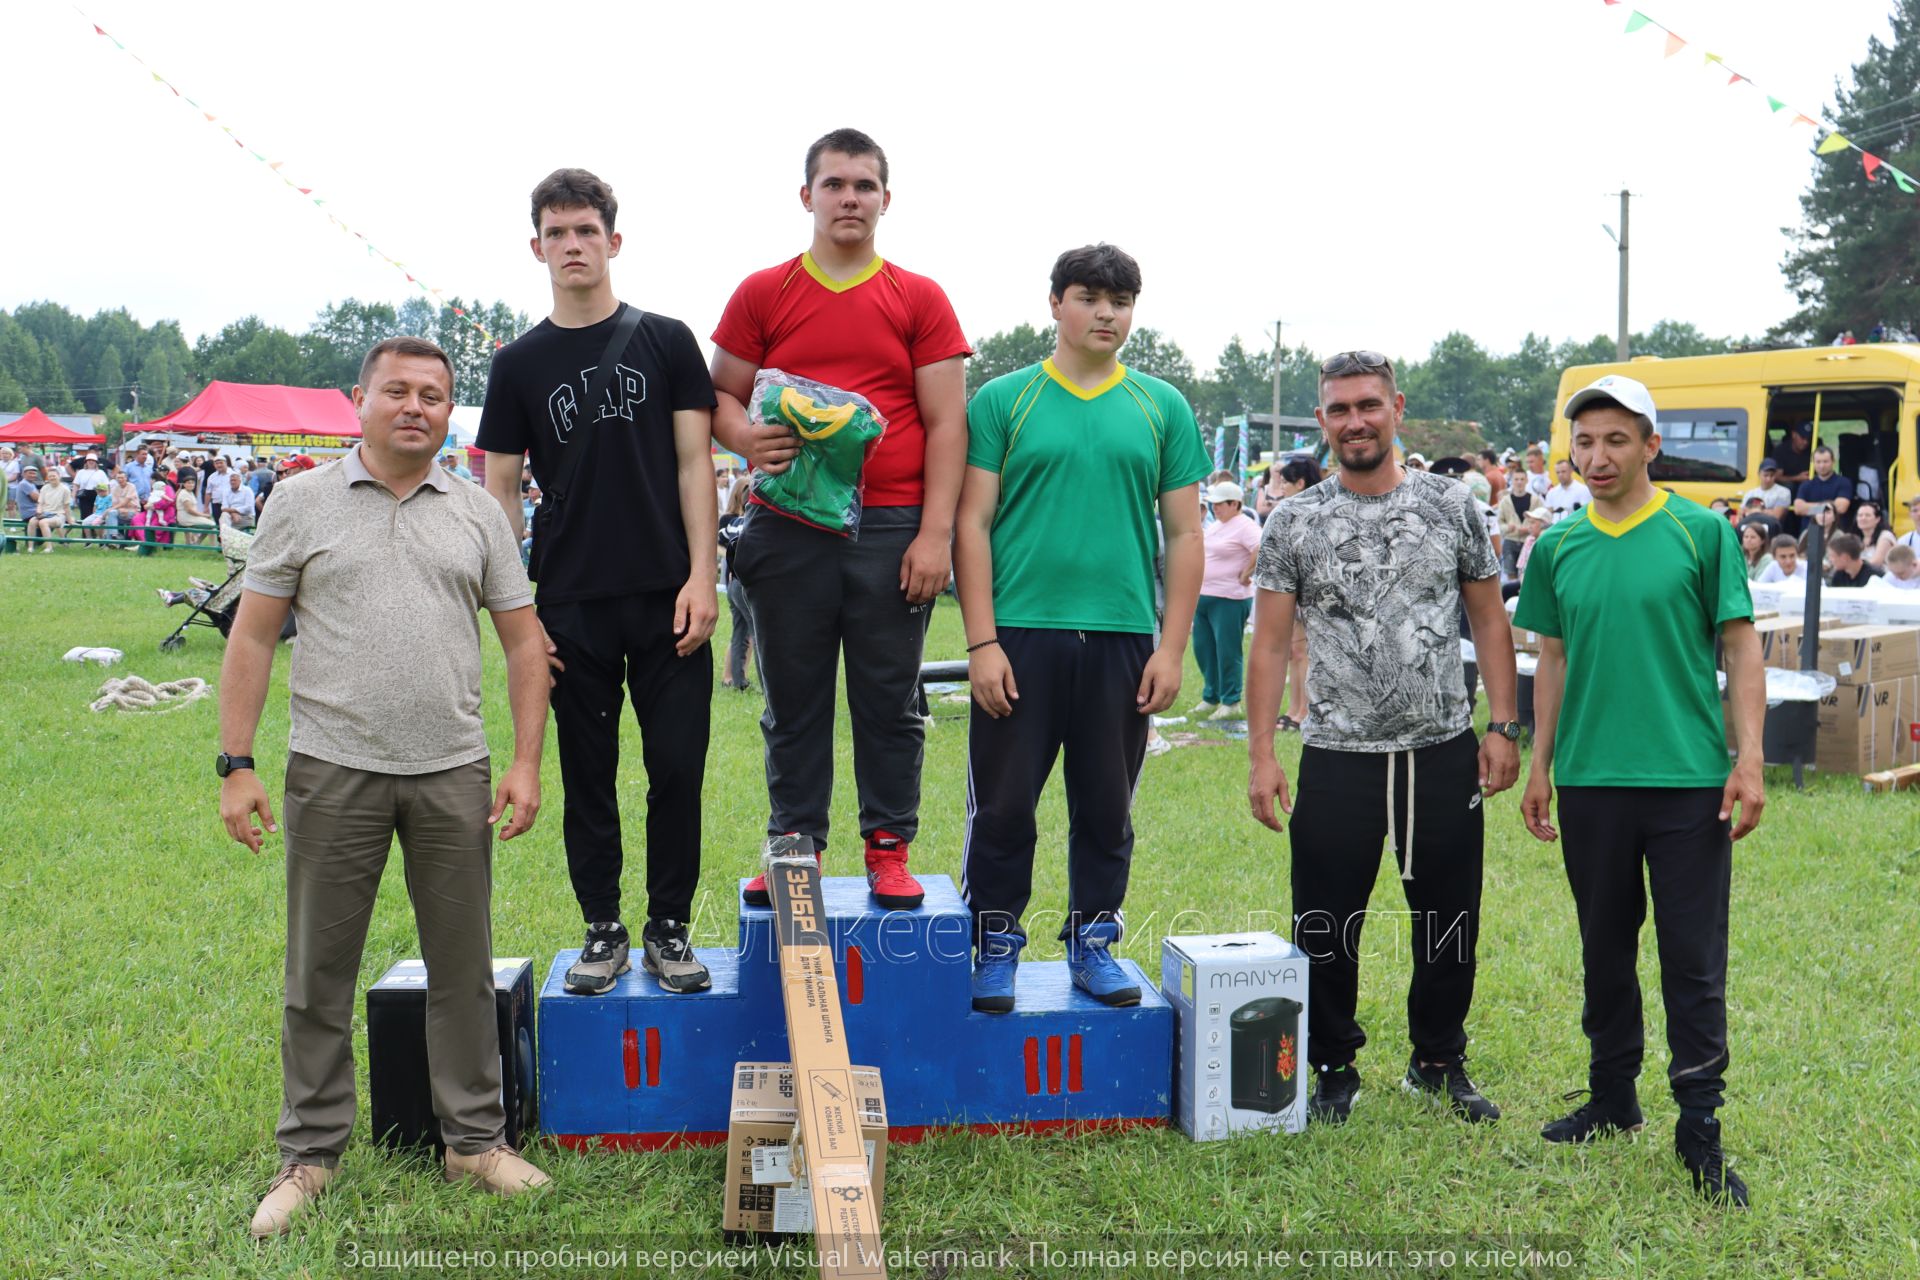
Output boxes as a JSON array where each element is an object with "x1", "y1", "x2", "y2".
[{"x1": 711, "y1": 127, "x2": 971, "y2": 910}]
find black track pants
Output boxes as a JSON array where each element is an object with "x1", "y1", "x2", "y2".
[
  {"x1": 960, "y1": 627, "x2": 1153, "y2": 947},
  {"x1": 541, "y1": 589, "x2": 711, "y2": 925},
  {"x1": 1288, "y1": 730, "x2": 1485, "y2": 1068},
  {"x1": 1557, "y1": 786, "x2": 1732, "y2": 1109}
]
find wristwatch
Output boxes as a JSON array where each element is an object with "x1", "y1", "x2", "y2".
[
  {"x1": 216, "y1": 752, "x2": 255, "y2": 778},
  {"x1": 1486, "y1": 721, "x2": 1524, "y2": 742}
]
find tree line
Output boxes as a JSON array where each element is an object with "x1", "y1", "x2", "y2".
[
  {"x1": 0, "y1": 297, "x2": 529, "y2": 431},
  {"x1": 968, "y1": 318, "x2": 1741, "y2": 451}
]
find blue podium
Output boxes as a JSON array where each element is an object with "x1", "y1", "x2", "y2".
[{"x1": 539, "y1": 875, "x2": 1172, "y2": 1149}]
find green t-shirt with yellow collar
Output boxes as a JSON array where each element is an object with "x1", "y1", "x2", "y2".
[
  {"x1": 966, "y1": 359, "x2": 1209, "y2": 634},
  {"x1": 1513, "y1": 489, "x2": 1753, "y2": 787}
]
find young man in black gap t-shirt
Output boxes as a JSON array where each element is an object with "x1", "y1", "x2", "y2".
[{"x1": 478, "y1": 168, "x2": 719, "y2": 997}]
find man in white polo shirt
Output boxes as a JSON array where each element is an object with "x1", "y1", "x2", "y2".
[{"x1": 218, "y1": 337, "x2": 554, "y2": 1237}]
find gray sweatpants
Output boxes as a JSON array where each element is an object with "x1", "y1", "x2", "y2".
[{"x1": 731, "y1": 504, "x2": 932, "y2": 847}]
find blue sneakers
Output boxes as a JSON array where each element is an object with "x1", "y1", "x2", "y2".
[
  {"x1": 970, "y1": 932, "x2": 1024, "y2": 1013},
  {"x1": 1067, "y1": 922, "x2": 1141, "y2": 1006}
]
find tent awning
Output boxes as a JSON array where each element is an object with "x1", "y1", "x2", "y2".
[
  {"x1": 129, "y1": 381, "x2": 360, "y2": 439},
  {"x1": 0, "y1": 407, "x2": 106, "y2": 445}
]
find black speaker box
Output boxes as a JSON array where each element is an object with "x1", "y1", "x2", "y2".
[{"x1": 366, "y1": 956, "x2": 537, "y2": 1151}]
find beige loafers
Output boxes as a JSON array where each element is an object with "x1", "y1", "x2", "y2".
[
  {"x1": 444, "y1": 1144, "x2": 551, "y2": 1195},
  {"x1": 250, "y1": 1161, "x2": 334, "y2": 1238}
]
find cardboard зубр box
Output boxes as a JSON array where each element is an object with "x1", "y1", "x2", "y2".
[
  {"x1": 1817, "y1": 624, "x2": 1920, "y2": 686},
  {"x1": 763, "y1": 837, "x2": 886, "y2": 1280},
  {"x1": 724, "y1": 1063, "x2": 886, "y2": 1237},
  {"x1": 1814, "y1": 675, "x2": 1920, "y2": 775},
  {"x1": 1861, "y1": 762, "x2": 1920, "y2": 793}
]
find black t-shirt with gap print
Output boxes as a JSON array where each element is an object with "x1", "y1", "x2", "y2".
[{"x1": 477, "y1": 303, "x2": 716, "y2": 604}]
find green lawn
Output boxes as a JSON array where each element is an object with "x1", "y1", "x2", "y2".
[{"x1": 1, "y1": 547, "x2": 1915, "y2": 1279}]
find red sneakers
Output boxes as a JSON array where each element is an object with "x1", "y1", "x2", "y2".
[
  {"x1": 742, "y1": 841, "x2": 820, "y2": 907},
  {"x1": 865, "y1": 830, "x2": 924, "y2": 909}
]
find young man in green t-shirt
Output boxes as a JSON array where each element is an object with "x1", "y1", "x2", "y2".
[
  {"x1": 1516, "y1": 373, "x2": 1766, "y2": 1208},
  {"x1": 954, "y1": 243, "x2": 1208, "y2": 1011}
]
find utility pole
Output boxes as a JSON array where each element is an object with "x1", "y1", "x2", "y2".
[
  {"x1": 1271, "y1": 319, "x2": 1283, "y2": 458},
  {"x1": 1616, "y1": 189, "x2": 1630, "y2": 362}
]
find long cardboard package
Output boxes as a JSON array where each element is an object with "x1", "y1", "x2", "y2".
[{"x1": 763, "y1": 836, "x2": 886, "y2": 1280}]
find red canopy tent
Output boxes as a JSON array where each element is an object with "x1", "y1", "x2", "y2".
[
  {"x1": 0, "y1": 407, "x2": 106, "y2": 446},
  {"x1": 129, "y1": 381, "x2": 360, "y2": 444}
]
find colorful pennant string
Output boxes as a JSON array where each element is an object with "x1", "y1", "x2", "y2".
[
  {"x1": 1605, "y1": 2, "x2": 1915, "y2": 200},
  {"x1": 76, "y1": 8, "x2": 504, "y2": 349}
]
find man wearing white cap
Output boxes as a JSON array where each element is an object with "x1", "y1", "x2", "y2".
[{"x1": 1517, "y1": 372, "x2": 1764, "y2": 1208}]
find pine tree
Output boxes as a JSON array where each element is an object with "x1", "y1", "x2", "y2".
[{"x1": 1779, "y1": 0, "x2": 1920, "y2": 343}]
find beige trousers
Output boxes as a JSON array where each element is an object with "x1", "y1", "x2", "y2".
[{"x1": 277, "y1": 752, "x2": 504, "y2": 1164}]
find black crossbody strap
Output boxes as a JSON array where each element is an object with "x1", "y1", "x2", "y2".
[{"x1": 547, "y1": 303, "x2": 644, "y2": 504}]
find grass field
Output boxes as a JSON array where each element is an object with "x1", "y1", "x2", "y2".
[{"x1": 1, "y1": 545, "x2": 1916, "y2": 1280}]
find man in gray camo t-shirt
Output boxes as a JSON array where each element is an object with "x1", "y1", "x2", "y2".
[
  {"x1": 1243, "y1": 350, "x2": 1519, "y2": 1129},
  {"x1": 1255, "y1": 465, "x2": 1496, "y2": 748}
]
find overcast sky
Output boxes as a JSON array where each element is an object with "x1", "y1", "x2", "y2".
[{"x1": 1, "y1": 0, "x2": 1899, "y2": 373}]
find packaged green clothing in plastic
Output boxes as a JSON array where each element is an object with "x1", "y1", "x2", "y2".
[{"x1": 748, "y1": 369, "x2": 888, "y2": 538}]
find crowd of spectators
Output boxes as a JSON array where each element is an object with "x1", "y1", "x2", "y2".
[{"x1": 4, "y1": 442, "x2": 321, "y2": 549}]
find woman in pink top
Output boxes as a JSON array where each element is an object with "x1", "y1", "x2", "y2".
[{"x1": 1191, "y1": 481, "x2": 1261, "y2": 720}]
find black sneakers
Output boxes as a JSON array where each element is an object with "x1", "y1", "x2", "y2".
[
  {"x1": 1675, "y1": 1113, "x2": 1750, "y2": 1208},
  {"x1": 1541, "y1": 1085, "x2": 1647, "y2": 1144},
  {"x1": 641, "y1": 918, "x2": 711, "y2": 994},
  {"x1": 1402, "y1": 1055, "x2": 1501, "y2": 1123},
  {"x1": 564, "y1": 921, "x2": 631, "y2": 995},
  {"x1": 1308, "y1": 1064, "x2": 1362, "y2": 1125}
]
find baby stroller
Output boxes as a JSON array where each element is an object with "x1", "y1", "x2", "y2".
[{"x1": 158, "y1": 525, "x2": 295, "y2": 650}]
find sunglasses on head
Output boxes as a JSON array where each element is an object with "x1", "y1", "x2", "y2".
[{"x1": 1320, "y1": 350, "x2": 1393, "y2": 378}]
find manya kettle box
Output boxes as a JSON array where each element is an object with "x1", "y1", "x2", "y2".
[{"x1": 1161, "y1": 933, "x2": 1309, "y2": 1139}]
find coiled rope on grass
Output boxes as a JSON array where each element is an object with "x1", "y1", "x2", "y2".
[{"x1": 90, "y1": 675, "x2": 211, "y2": 714}]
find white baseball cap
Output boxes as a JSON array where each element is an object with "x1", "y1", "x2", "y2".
[
  {"x1": 1205, "y1": 481, "x2": 1245, "y2": 504},
  {"x1": 1563, "y1": 373, "x2": 1659, "y2": 429}
]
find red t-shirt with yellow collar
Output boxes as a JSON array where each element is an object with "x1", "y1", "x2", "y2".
[{"x1": 711, "y1": 253, "x2": 971, "y2": 507}]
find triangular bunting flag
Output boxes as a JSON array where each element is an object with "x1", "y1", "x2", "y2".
[
  {"x1": 249, "y1": 151, "x2": 265, "y2": 162},
  {"x1": 270, "y1": 161, "x2": 283, "y2": 170},
  {"x1": 1863, "y1": 153, "x2": 1884, "y2": 180},
  {"x1": 203, "y1": 112, "x2": 216, "y2": 122},
  {"x1": 93, "y1": 24, "x2": 106, "y2": 35},
  {"x1": 1703, "y1": 52, "x2": 1723, "y2": 65},
  {"x1": 151, "y1": 71, "x2": 164, "y2": 83},
  {"x1": 1625, "y1": 11, "x2": 1652, "y2": 33},
  {"x1": 1767, "y1": 96, "x2": 1786, "y2": 112},
  {"x1": 1664, "y1": 32, "x2": 1685, "y2": 57},
  {"x1": 1728, "y1": 72, "x2": 1745, "y2": 86},
  {"x1": 453, "y1": 308, "x2": 466, "y2": 317},
  {"x1": 405, "y1": 274, "x2": 415, "y2": 283},
  {"x1": 1891, "y1": 167, "x2": 1916, "y2": 194},
  {"x1": 299, "y1": 187, "x2": 313, "y2": 195},
  {"x1": 1791, "y1": 114, "x2": 1817, "y2": 128},
  {"x1": 1816, "y1": 133, "x2": 1852, "y2": 155}
]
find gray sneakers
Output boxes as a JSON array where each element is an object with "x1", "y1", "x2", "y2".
[
  {"x1": 642, "y1": 919, "x2": 711, "y2": 994},
  {"x1": 564, "y1": 922, "x2": 631, "y2": 995}
]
